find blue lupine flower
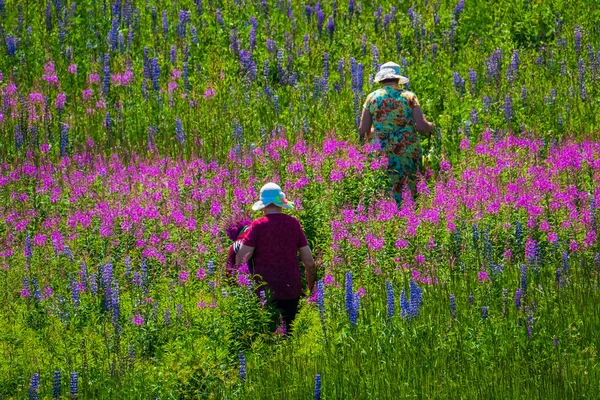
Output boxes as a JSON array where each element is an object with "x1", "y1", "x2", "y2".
[
  {"x1": 562, "y1": 251, "x2": 569, "y2": 274},
  {"x1": 317, "y1": 280, "x2": 325, "y2": 319},
  {"x1": 29, "y1": 373, "x2": 40, "y2": 400},
  {"x1": 520, "y1": 264, "x2": 527, "y2": 292},
  {"x1": 468, "y1": 68, "x2": 477, "y2": 89},
  {"x1": 273, "y1": 95, "x2": 280, "y2": 114},
  {"x1": 506, "y1": 50, "x2": 519, "y2": 83},
  {"x1": 170, "y1": 45, "x2": 177, "y2": 65},
  {"x1": 482, "y1": 96, "x2": 491, "y2": 115},
  {"x1": 175, "y1": 117, "x2": 185, "y2": 143},
  {"x1": 386, "y1": 281, "x2": 395, "y2": 318},
  {"x1": 164, "y1": 308, "x2": 171, "y2": 327},
  {"x1": 103, "y1": 53, "x2": 110, "y2": 96},
  {"x1": 470, "y1": 107, "x2": 479, "y2": 125},
  {"x1": 348, "y1": 0, "x2": 354, "y2": 17},
  {"x1": 514, "y1": 288, "x2": 522, "y2": 308},
  {"x1": 239, "y1": 352, "x2": 246, "y2": 382},
  {"x1": 409, "y1": 281, "x2": 422, "y2": 318},
  {"x1": 70, "y1": 372, "x2": 78, "y2": 396},
  {"x1": 71, "y1": 275, "x2": 80, "y2": 308},
  {"x1": 574, "y1": 25, "x2": 581, "y2": 53},
  {"x1": 111, "y1": 279, "x2": 120, "y2": 325},
  {"x1": 14, "y1": 124, "x2": 23, "y2": 150},
  {"x1": 453, "y1": 71, "x2": 465, "y2": 93},
  {"x1": 305, "y1": 4, "x2": 312, "y2": 20},
  {"x1": 207, "y1": 260, "x2": 215, "y2": 276},
  {"x1": 485, "y1": 48, "x2": 502, "y2": 82},
  {"x1": 399, "y1": 290, "x2": 409, "y2": 318},
  {"x1": 24, "y1": 233, "x2": 32, "y2": 261},
  {"x1": 481, "y1": 306, "x2": 488, "y2": 320},
  {"x1": 515, "y1": 221, "x2": 523, "y2": 246},
  {"x1": 60, "y1": 124, "x2": 69, "y2": 157},
  {"x1": 314, "y1": 374, "x2": 321, "y2": 399},
  {"x1": 124, "y1": 257, "x2": 131, "y2": 281},
  {"x1": 472, "y1": 224, "x2": 479, "y2": 249},
  {"x1": 317, "y1": 8, "x2": 324, "y2": 35},
  {"x1": 109, "y1": 18, "x2": 118, "y2": 50},
  {"x1": 468, "y1": 295, "x2": 474, "y2": 304},
  {"x1": 190, "y1": 25, "x2": 198, "y2": 44},
  {"x1": 521, "y1": 86, "x2": 527, "y2": 102},
  {"x1": 151, "y1": 58, "x2": 160, "y2": 91},
  {"x1": 454, "y1": 0, "x2": 464, "y2": 19},
  {"x1": 52, "y1": 370, "x2": 61, "y2": 398},
  {"x1": 32, "y1": 278, "x2": 41, "y2": 302},
  {"x1": 6, "y1": 34, "x2": 17, "y2": 56},
  {"x1": 350, "y1": 292, "x2": 360, "y2": 325},
  {"x1": 449, "y1": 294, "x2": 456, "y2": 318},
  {"x1": 345, "y1": 272, "x2": 353, "y2": 315},
  {"x1": 504, "y1": 96, "x2": 513, "y2": 122},
  {"x1": 371, "y1": 45, "x2": 380, "y2": 70}
]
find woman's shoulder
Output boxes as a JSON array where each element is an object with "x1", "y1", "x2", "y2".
[{"x1": 400, "y1": 90, "x2": 417, "y2": 99}]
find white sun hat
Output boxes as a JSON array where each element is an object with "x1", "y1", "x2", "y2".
[
  {"x1": 373, "y1": 62, "x2": 409, "y2": 84},
  {"x1": 252, "y1": 182, "x2": 294, "y2": 211}
]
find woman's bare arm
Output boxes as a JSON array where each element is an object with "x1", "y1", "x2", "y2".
[
  {"x1": 358, "y1": 108, "x2": 373, "y2": 141},
  {"x1": 235, "y1": 244, "x2": 255, "y2": 267},
  {"x1": 299, "y1": 245, "x2": 316, "y2": 293},
  {"x1": 413, "y1": 106, "x2": 434, "y2": 134}
]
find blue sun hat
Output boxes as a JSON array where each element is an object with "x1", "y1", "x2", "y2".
[{"x1": 252, "y1": 182, "x2": 294, "y2": 211}]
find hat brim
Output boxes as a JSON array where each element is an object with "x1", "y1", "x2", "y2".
[
  {"x1": 374, "y1": 74, "x2": 409, "y2": 84},
  {"x1": 252, "y1": 200, "x2": 294, "y2": 211}
]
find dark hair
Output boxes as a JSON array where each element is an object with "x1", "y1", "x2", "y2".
[{"x1": 379, "y1": 78, "x2": 400, "y2": 85}]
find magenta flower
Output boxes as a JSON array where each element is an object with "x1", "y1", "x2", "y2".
[
  {"x1": 415, "y1": 254, "x2": 425, "y2": 263},
  {"x1": 478, "y1": 270, "x2": 490, "y2": 282},
  {"x1": 68, "y1": 64, "x2": 77, "y2": 74},
  {"x1": 178, "y1": 270, "x2": 189, "y2": 284},
  {"x1": 196, "y1": 268, "x2": 207, "y2": 280},
  {"x1": 132, "y1": 315, "x2": 144, "y2": 326}
]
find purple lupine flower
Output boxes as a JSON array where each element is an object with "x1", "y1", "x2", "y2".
[
  {"x1": 520, "y1": 264, "x2": 527, "y2": 292},
  {"x1": 515, "y1": 287, "x2": 522, "y2": 308},
  {"x1": 175, "y1": 117, "x2": 184, "y2": 143},
  {"x1": 170, "y1": 45, "x2": 177, "y2": 65},
  {"x1": 24, "y1": 233, "x2": 33, "y2": 261},
  {"x1": 470, "y1": 107, "x2": 479, "y2": 124},
  {"x1": 450, "y1": 294, "x2": 456, "y2": 318},
  {"x1": 52, "y1": 370, "x2": 61, "y2": 398},
  {"x1": 409, "y1": 281, "x2": 423, "y2": 318},
  {"x1": 305, "y1": 4, "x2": 312, "y2": 20},
  {"x1": 482, "y1": 95, "x2": 491, "y2": 114},
  {"x1": 314, "y1": 373, "x2": 322, "y2": 399},
  {"x1": 317, "y1": 280, "x2": 325, "y2": 319},
  {"x1": 316, "y1": 8, "x2": 325, "y2": 35},
  {"x1": 371, "y1": 44, "x2": 380, "y2": 71},
  {"x1": 348, "y1": 0, "x2": 354, "y2": 17},
  {"x1": 468, "y1": 295, "x2": 474, "y2": 304},
  {"x1": 303, "y1": 34, "x2": 310, "y2": 54},
  {"x1": 345, "y1": 272, "x2": 353, "y2": 315},
  {"x1": 326, "y1": 15, "x2": 335, "y2": 37},
  {"x1": 111, "y1": 279, "x2": 120, "y2": 325},
  {"x1": 161, "y1": 10, "x2": 168, "y2": 36},
  {"x1": 356, "y1": 63, "x2": 364, "y2": 92},
  {"x1": 151, "y1": 58, "x2": 160, "y2": 90},
  {"x1": 454, "y1": 0, "x2": 465, "y2": 18},
  {"x1": 504, "y1": 96, "x2": 512, "y2": 122},
  {"x1": 506, "y1": 50, "x2": 519, "y2": 83},
  {"x1": 468, "y1": 68, "x2": 477, "y2": 89},
  {"x1": 453, "y1": 71, "x2": 465, "y2": 93},
  {"x1": 239, "y1": 352, "x2": 247, "y2": 382},
  {"x1": 526, "y1": 310, "x2": 533, "y2": 338},
  {"x1": 29, "y1": 373, "x2": 40, "y2": 400},
  {"x1": 485, "y1": 48, "x2": 502, "y2": 82},
  {"x1": 574, "y1": 25, "x2": 581, "y2": 53},
  {"x1": 216, "y1": 9, "x2": 223, "y2": 26},
  {"x1": 178, "y1": 10, "x2": 188, "y2": 37},
  {"x1": 190, "y1": 25, "x2": 198, "y2": 44},
  {"x1": 70, "y1": 372, "x2": 78, "y2": 396},
  {"x1": 350, "y1": 292, "x2": 360, "y2": 325},
  {"x1": 481, "y1": 306, "x2": 488, "y2": 319},
  {"x1": 400, "y1": 289, "x2": 409, "y2": 318},
  {"x1": 386, "y1": 281, "x2": 395, "y2": 318},
  {"x1": 71, "y1": 275, "x2": 80, "y2": 308},
  {"x1": 102, "y1": 53, "x2": 111, "y2": 96},
  {"x1": 164, "y1": 308, "x2": 171, "y2": 326},
  {"x1": 60, "y1": 124, "x2": 69, "y2": 157}
]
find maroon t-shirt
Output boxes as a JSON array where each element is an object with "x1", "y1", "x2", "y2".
[{"x1": 242, "y1": 213, "x2": 309, "y2": 299}]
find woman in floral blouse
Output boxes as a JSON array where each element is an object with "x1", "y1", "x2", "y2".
[{"x1": 359, "y1": 61, "x2": 434, "y2": 205}]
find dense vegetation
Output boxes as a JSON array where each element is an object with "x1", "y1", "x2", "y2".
[{"x1": 1, "y1": 0, "x2": 600, "y2": 398}]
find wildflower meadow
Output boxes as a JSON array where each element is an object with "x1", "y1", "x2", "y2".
[{"x1": 1, "y1": 0, "x2": 600, "y2": 398}]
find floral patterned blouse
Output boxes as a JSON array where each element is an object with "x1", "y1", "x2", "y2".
[{"x1": 362, "y1": 86, "x2": 422, "y2": 203}]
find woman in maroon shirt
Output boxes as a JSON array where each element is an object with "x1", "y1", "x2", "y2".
[{"x1": 236, "y1": 182, "x2": 315, "y2": 332}]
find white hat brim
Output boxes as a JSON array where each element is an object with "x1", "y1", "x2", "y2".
[
  {"x1": 374, "y1": 73, "x2": 409, "y2": 84},
  {"x1": 252, "y1": 200, "x2": 295, "y2": 211}
]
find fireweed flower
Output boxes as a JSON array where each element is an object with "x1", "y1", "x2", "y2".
[{"x1": 132, "y1": 314, "x2": 144, "y2": 326}]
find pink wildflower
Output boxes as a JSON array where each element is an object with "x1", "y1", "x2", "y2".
[
  {"x1": 132, "y1": 315, "x2": 144, "y2": 326},
  {"x1": 478, "y1": 270, "x2": 490, "y2": 282}
]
